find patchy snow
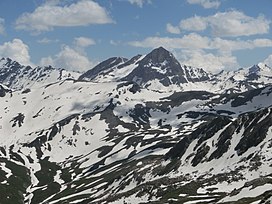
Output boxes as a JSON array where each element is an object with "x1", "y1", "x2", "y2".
[
  {"x1": 184, "y1": 198, "x2": 216, "y2": 204},
  {"x1": 0, "y1": 163, "x2": 12, "y2": 179},
  {"x1": 110, "y1": 193, "x2": 158, "y2": 204},
  {"x1": 220, "y1": 184, "x2": 272, "y2": 203}
]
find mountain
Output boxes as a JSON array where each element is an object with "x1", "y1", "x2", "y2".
[
  {"x1": 0, "y1": 47, "x2": 272, "y2": 204},
  {"x1": 210, "y1": 63, "x2": 272, "y2": 93},
  {"x1": 79, "y1": 47, "x2": 211, "y2": 90},
  {"x1": 0, "y1": 57, "x2": 80, "y2": 90},
  {"x1": 78, "y1": 57, "x2": 128, "y2": 81}
]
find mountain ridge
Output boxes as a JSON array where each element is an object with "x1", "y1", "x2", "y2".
[{"x1": 0, "y1": 47, "x2": 272, "y2": 203}]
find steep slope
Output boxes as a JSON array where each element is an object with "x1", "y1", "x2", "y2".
[
  {"x1": 78, "y1": 57, "x2": 128, "y2": 81},
  {"x1": 1, "y1": 80, "x2": 272, "y2": 203},
  {"x1": 79, "y1": 47, "x2": 211, "y2": 91},
  {"x1": 210, "y1": 63, "x2": 272, "y2": 93},
  {"x1": 0, "y1": 48, "x2": 272, "y2": 203},
  {"x1": 0, "y1": 57, "x2": 80, "y2": 90},
  {"x1": 122, "y1": 47, "x2": 211, "y2": 87},
  {"x1": 78, "y1": 47, "x2": 272, "y2": 94}
]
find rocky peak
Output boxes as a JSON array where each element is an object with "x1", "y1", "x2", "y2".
[
  {"x1": 122, "y1": 47, "x2": 212, "y2": 87},
  {"x1": 140, "y1": 46, "x2": 176, "y2": 65},
  {"x1": 249, "y1": 64, "x2": 261, "y2": 74},
  {"x1": 0, "y1": 57, "x2": 24, "y2": 69}
]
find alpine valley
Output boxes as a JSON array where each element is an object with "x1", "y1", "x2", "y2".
[{"x1": 0, "y1": 47, "x2": 272, "y2": 204}]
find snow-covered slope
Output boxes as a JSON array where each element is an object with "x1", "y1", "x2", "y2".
[
  {"x1": 79, "y1": 47, "x2": 212, "y2": 92},
  {"x1": 0, "y1": 57, "x2": 80, "y2": 90},
  {"x1": 210, "y1": 63, "x2": 272, "y2": 93},
  {"x1": 0, "y1": 47, "x2": 272, "y2": 204}
]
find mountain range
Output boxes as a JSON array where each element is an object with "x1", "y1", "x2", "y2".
[{"x1": 0, "y1": 47, "x2": 272, "y2": 204}]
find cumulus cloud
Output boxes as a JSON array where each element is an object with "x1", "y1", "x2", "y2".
[
  {"x1": 178, "y1": 50, "x2": 239, "y2": 72},
  {"x1": 187, "y1": 0, "x2": 220, "y2": 9},
  {"x1": 179, "y1": 16, "x2": 207, "y2": 32},
  {"x1": 166, "y1": 23, "x2": 181, "y2": 34},
  {"x1": 0, "y1": 39, "x2": 33, "y2": 66},
  {"x1": 179, "y1": 11, "x2": 270, "y2": 37},
  {"x1": 40, "y1": 45, "x2": 94, "y2": 72},
  {"x1": 127, "y1": 0, "x2": 152, "y2": 7},
  {"x1": 0, "y1": 18, "x2": 5, "y2": 34},
  {"x1": 129, "y1": 33, "x2": 210, "y2": 50},
  {"x1": 74, "y1": 37, "x2": 96, "y2": 48},
  {"x1": 129, "y1": 33, "x2": 272, "y2": 52},
  {"x1": 264, "y1": 55, "x2": 272, "y2": 67},
  {"x1": 209, "y1": 11, "x2": 270, "y2": 37},
  {"x1": 211, "y1": 38, "x2": 272, "y2": 53},
  {"x1": 129, "y1": 33, "x2": 272, "y2": 72},
  {"x1": 15, "y1": 0, "x2": 113, "y2": 33}
]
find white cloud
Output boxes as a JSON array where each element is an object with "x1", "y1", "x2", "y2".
[
  {"x1": 37, "y1": 37, "x2": 59, "y2": 44},
  {"x1": 264, "y1": 55, "x2": 272, "y2": 67},
  {"x1": 129, "y1": 33, "x2": 272, "y2": 72},
  {"x1": 129, "y1": 33, "x2": 210, "y2": 50},
  {"x1": 0, "y1": 18, "x2": 5, "y2": 35},
  {"x1": 211, "y1": 38, "x2": 272, "y2": 53},
  {"x1": 40, "y1": 45, "x2": 93, "y2": 71},
  {"x1": 129, "y1": 34, "x2": 272, "y2": 52},
  {"x1": 74, "y1": 37, "x2": 96, "y2": 48},
  {"x1": 187, "y1": 0, "x2": 220, "y2": 9},
  {"x1": 127, "y1": 0, "x2": 151, "y2": 7},
  {"x1": 179, "y1": 11, "x2": 270, "y2": 37},
  {"x1": 166, "y1": 23, "x2": 181, "y2": 34},
  {"x1": 209, "y1": 11, "x2": 270, "y2": 37},
  {"x1": 0, "y1": 39, "x2": 33, "y2": 66},
  {"x1": 179, "y1": 15, "x2": 207, "y2": 31},
  {"x1": 178, "y1": 50, "x2": 239, "y2": 72},
  {"x1": 15, "y1": 0, "x2": 113, "y2": 33},
  {"x1": 252, "y1": 39, "x2": 272, "y2": 48}
]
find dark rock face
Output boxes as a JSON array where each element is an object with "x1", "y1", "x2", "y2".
[
  {"x1": 0, "y1": 84, "x2": 11, "y2": 97},
  {"x1": 79, "y1": 57, "x2": 127, "y2": 80},
  {"x1": 121, "y1": 47, "x2": 212, "y2": 87},
  {"x1": 0, "y1": 58, "x2": 24, "y2": 87},
  {"x1": 165, "y1": 135, "x2": 191, "y2": 160},
  {"x1": 117, "y1": 54, "x2": 142, "y2": 69},
  {"x1": 235, "y1": 108, "x2": 272, "y2": 155},
  {"x1": 10, "y1": 113, "x2": 25, "y2": 127},
  {"x1": 191, "y1": 144, "x2": 210, "y2": 167},
  {"x1": 122, "y1": 47, "x2": 188, "y2": 86}
]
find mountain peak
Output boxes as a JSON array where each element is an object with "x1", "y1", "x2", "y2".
[
  {"x1": 151, "y1": 46, "x2": 170, "y2": 54},
  {"x1": 121, "y1": 47, "x2": 190, "y2": 86},
  {"x1": 143, "y1": 46, "x2": 174, "y2": 64},
  {"x1": 0, "y1": 57, "x2": 22, "y2": 68}
]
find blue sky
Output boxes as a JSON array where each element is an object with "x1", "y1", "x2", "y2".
[{"x1": 0, "y1": 0, "x2": 271, "y2": 73}]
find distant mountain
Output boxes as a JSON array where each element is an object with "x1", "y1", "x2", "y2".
[
  {"x1": 211, "y1": 63, "x2": 272, "y2": 93},
  {"x1": 0, "y1": 47, "x2": 272, "y2": 203},
  {"x1": 79, "y1": 47, "x2": 211, "y2": 89},
  {"x1": 78, "y1": 47, "x2": 272, "y2": 93},
  {"x1": 0, "y1": 57, "x2": 80, "y2": 90}
]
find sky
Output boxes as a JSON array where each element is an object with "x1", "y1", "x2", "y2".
[{"x1": 0, "y1": 0, "x2": 271, "y2": 73}]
